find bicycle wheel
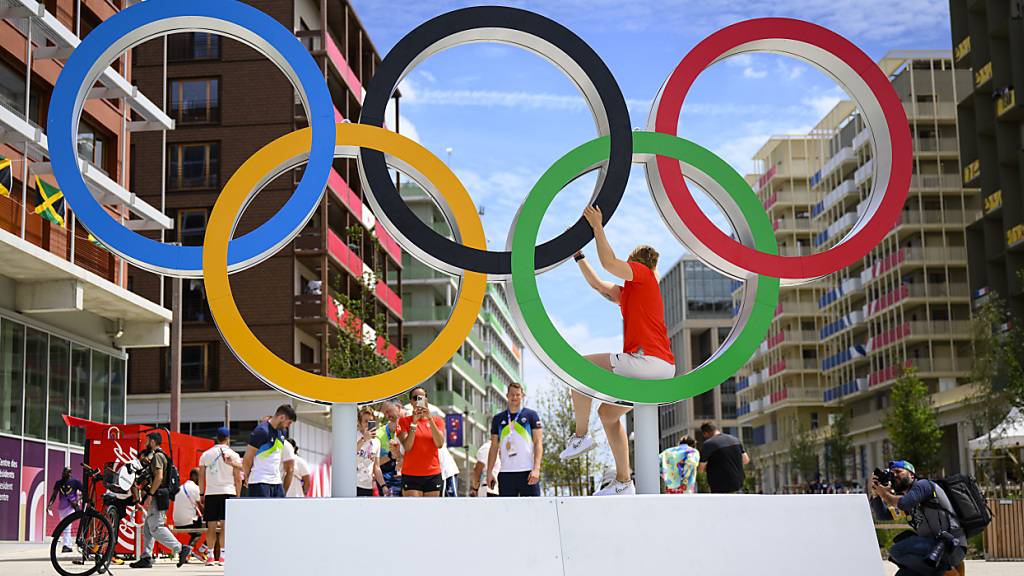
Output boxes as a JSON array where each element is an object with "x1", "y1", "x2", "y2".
[{"x1": 50, "y1": 509, "x2": 114, "y2": 576}]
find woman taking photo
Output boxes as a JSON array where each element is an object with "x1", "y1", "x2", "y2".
[
  {"x1": 396, "y1": 387, "x2": 445, "y2": 496},
  {"x1": 356, "y1": 408, "x2": 386, "y2": 496}
]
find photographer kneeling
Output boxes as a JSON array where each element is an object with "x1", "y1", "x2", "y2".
[
  {"x1": 869, "y1": 460, "x2": 966, "y2": 576},
  {"x1": 129, "y1": 432, "x2": 191, "y2": 569}
]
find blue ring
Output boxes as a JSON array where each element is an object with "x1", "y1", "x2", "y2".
[{"x1": 47, "y1": 0, "x2": 335, "y2": 275}]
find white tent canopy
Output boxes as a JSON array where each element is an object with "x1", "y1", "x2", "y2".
[{"x1": 969, "y1": 407, "x2": 1024, "y2": 451}]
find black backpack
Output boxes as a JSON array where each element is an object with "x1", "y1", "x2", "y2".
[
  {"x1": 159, "y1": 452, "x2": 181, "y2": 499},
  {"x1": 934, "y1": 474, "x2": 993, "y2": 538}
]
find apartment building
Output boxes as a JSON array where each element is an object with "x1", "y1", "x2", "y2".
[
  {"x1": 737, "y1": 52, "x2": 977, "y2": 493},
  {"x1": 949, "y1": 0, "x2": 1024, "y2": 320},
  {"x1": 656, "y1": 255, "x2": 746, "y2": 451},
  {"x1": 0, "y1": 0, "x2": 171, "y2": 541},
  {"x1": 399, "y1": 183, "x2": 524, "y2": 494},
  {"x1": 125, "y1": 0, "x2": 401, "y2": 463}
]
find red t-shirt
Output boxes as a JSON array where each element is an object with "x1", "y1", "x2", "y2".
[
  {"x1": 619, "y1": 261, "x2": 675, "y2": 365},
  {"x1": 397, "y1": 415, "x2": 444, "y2": 476}
]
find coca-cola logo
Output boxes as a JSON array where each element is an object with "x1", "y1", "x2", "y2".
[{"x1": 110, "y1": 441, "x2": 139, "y2": 552}]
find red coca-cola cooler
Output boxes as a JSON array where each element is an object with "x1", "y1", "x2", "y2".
[{"x1": 64, "y1": 416, "x2": 212, "y2": 558}]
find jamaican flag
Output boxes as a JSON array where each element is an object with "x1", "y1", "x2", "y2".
[
  {"x1": 34, "y1": 176, "x2": 65, "y2": 227},
  {"x1": 0, "y1": 155, "x2": 11, "y2": 198}
]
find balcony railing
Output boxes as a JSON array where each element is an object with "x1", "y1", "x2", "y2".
[
  {"x1": 903, "y1": 102, "x2": 957, "y2": 120},
  {"x1": 404, "y1": 305, "x2": 453, "y2": 322}
]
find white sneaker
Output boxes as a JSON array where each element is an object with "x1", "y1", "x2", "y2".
[
  {"x1": 594, "y1": 479, "x2": 635, "y2": 496},
  {"x1": 559, "y1": 434, "x2": 595, "y2": 461}
]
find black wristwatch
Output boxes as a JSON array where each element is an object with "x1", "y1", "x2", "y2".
[{"x1": 573, "y1": 251, "x2": 585, "y2": 262}]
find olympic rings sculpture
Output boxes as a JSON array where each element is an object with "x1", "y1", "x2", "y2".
[{"x1": 46, "y1": 0, "x2": 910, "y2": 405}]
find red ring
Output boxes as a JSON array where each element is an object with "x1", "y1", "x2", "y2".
[{"x1": 653, "y1": 18, "x2": 911, "y2": 279}]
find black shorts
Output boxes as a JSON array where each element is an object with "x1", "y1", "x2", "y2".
[
  {"x1": 498, "y1": 471, "x2": 540, "y2": 497},
  {"x1": 204, "y1": 495, "x2": 232, "y2": 522},
  {"x1": 402, "y1": 474, "x2": 443, "y2": 494},
  {"x1": 357, "y1": 487, "x2": 375, "y2": 497}
]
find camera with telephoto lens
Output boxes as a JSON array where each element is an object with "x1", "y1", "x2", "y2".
[
  {"x1": 873, "y1": 467, "x2": 893, "y2": 487},
  {"x1": 924, "y1": 531, "x2": 959, "y2": 569}
]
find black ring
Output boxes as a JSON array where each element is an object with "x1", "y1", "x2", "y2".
[{"x1": 358, "y1": 6, "x2": 632, "y2": 275}]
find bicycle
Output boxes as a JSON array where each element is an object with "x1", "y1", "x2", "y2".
[{"x1": 49, "y1": 463, "x2": 115, "y2": 576}]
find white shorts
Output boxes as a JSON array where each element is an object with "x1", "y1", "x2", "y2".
[{"x1": 608, "y1": 352, "x2": 675, "y2": 379}]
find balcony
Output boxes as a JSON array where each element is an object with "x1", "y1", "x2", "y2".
[
  {"x1": 452, "y1": 354, "x2": 487, "y2": 391},
  {"x1": 324, "y1": 30, "x2": 365, "y2": 101},
  {"x1": 820, "y1": 309, "x2": 866, "y2": 340},
  {"x1": 813, "y1": 212, "x2": 858, "y2": 247},
  {"x1": 404, "y1": 304, "x2": 452, "y2": 324},
  {"x1": 854, "y1": 159, "x2": 874, "y2": 186},
  {"x1": 327, "y1": 228, "x2": 365, "y2": 278},
  {"x1": 819, "y1": 277, "x2": 863, "y2": 309},
  {"x1": 753, "y1": 165, "x2": 778, "y2": 192},
  {"x1": 915, "y1": 138, "x2": 959, "y2": 154},
  {"x1": 764, "y1": 191, "x2": 818, "y2": 209},
  {"x1": 903, "y1": 102, "x2": 957, "y2": 120},
  {"x1": 900, "y1": 210, "x2": 979, "y2": 227},
  {"x1": 294, "y1": 293, "x2": 325, "y2": 322},
  {"x1": 773, "y1": 218, "x2": 815, "y2": 234},
  {"x1": 774, "y1": 301, "x2": 818, "y2": 317},
  {"x1": 821, "y1": 345, "x2": 866, "y2": 371},
  {"x1": 819, "y1": 146, "x2": 856, "y2": 181},
  {"x1": 327, "y1": 169, "x2": 401, "y2": 263},
  {"x1": 912, "y1": 174, "x2": 962, "y2": 190},
  {"x1": 1008, "y1": 224, "x2": 1024, "y2": 249},
  {"x1": 824, "y1": 378, "x2": 867, "y2": 402},
  {"x1": 853, "y1": 128, "x2": 871, "y2": 151}
]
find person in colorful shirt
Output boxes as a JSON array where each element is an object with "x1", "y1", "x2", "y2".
[
  {"x1": 659, "y1": 436, "x2": 700, "y2": 494},
  {"x1": 376, "y1": 400, "x2": 404, "y2": 496},
  {"x1": 487, "y1": 382, "x2": 543, "y2": 496},
  {"x1": 242, "y1": 404, "x2": 297, "y2": 498},
  {"x1": 396, "y1": 387, "x2": 445, "y2": 496},
  {"x1": 559, "y1": 205, "x2": 676, "y2": 496},
  {"x1": 48, "y1": 467, "x2": 83, "y2": 552},
  {"x1": 356, "y1": 408, "x2": 386, "y2": 496}
]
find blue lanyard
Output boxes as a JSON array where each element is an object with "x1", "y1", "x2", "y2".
[{"x1": 507, "y1": 409, "x2": 521, "y2": 429}]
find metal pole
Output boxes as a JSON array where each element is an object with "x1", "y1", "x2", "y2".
[
  {"x1": 170, "y1": 276, "x2": 181, "y2": 433},
  {"x1": 224, "y1": 400, "x2": 230, "y2": 429},
  {"x1": 331, "y1": 403, "x2": 357, "y2": 497},
  {"x1": 633, "y1": 404, "x2": 660, "y2": 494}
]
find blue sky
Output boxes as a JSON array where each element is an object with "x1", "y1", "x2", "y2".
[{"x1": 350, "y1": 0, "x2": 955, "y2": 401}]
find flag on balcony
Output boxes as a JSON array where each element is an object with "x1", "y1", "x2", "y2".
[
  {"x1": 87, "y1": 233, "x2": 107, "y2": 251},
  {"x1": 0, "y1": 156, "x2": 11, "y2": 198},
  {"x1": 33, "y1": 176, "x2": 65, "y2": 227}
]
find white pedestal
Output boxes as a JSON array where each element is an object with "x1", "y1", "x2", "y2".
[{"x1": 226, "y1": 495, "x2": 884, "y2": 576}]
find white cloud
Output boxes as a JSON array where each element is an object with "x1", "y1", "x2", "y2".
[
  {"x1": 803, "y1": 86, "x2": 847, "y2": 118},
  {"x1": 742, "y1": 66, "x2": 768, "y2": 79}
]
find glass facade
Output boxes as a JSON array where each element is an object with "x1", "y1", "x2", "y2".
[
  {"x1": 683, "y1": 260, "x2": 734, "y2": 317},
  {"x1": 0, "y1": 315, "x2": 126, "y2": 447}
]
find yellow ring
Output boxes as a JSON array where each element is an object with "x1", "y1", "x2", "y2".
[{"x1": 203, "y1": 123, "x2": 486, "y2": 404}]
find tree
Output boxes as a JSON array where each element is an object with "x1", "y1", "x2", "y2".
[
  {"x1": 536, "y1": 382, "x2": 605, "y2": 496},
  {"x1": 825, "y1": 408, "x2": 854, "y2": 482},
  {"x1": 882, "y1": 368, "x2": 942, "y2": 475},
  {"x1": 967, "y1": 296, "x2": 1024, "y2": 491},
  {"x1": 788, "y1": 425, "x2": 819, "y2": 488},
  {"x1": 328, "y1": 225, "x2": 399, "y2": 380}
]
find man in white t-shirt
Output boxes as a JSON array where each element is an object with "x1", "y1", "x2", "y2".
[
  {"x1": 471, "y1": 441, "x2": 500, "y2": 497},
  {"x1": 283, "y1": 438, "x2": 311, "y2": 497},
  {"x1": 173, "y1": 469, "x2": 203, "y2": 553},
  {"x1": 199, "y1": 427, "x2": 241, "y2": 566}
]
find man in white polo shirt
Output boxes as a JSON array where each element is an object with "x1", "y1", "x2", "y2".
[{"x1": 199, "y1": 427, "x2": 241, "y2": 566}]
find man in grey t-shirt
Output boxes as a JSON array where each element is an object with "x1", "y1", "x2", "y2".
[{"x1": 698, "y1": 422, "x2": 749, "y2": 493}]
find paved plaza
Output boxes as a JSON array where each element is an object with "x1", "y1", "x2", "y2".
[{"x1": 3, "y1": 542, "x2": 1022, "y2": 576}]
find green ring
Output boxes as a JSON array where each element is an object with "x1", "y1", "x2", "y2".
[{"x1": 508, "y1": 131, "x2": 780, "y2": 404}]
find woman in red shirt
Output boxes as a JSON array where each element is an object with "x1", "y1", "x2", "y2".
[
  {"x1": 558, "y1": 205, "x2": 676, "y2": 496},
  {"x1": 396, "y1": 387, "x2": 446, "y2": 497}
]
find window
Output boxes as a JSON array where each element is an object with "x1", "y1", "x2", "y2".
[
  {"x1": 24, "y1": 328, "x2": 47, "y2": 440},
  {"x1": 70, "y1": 345, "x2": 89, "y2": 446},
  {"x1": 300, "y1": 343, "x2": 315, "y2": 364},
  {"x1": 183, "y1": 279, "x2": 210, "y2": 323},
  {"x1": 168, "y1": 32, "x2": 221, "y2": 61},
  {"x1": 0, "y1": 59, "x2": 42, "y2": 125},
  {"x1": 169, "y1": 78, "x2": 219, "y2": 124},
  {"x1": 47, "y1": 337, "x2": 70, "y2": 443},
  {"x1": 182, "y1": 344, "x2": 211, "y2": 391},
  {"x1": 168, "y1": 143, "x2": 219, "y2": 190},
  {"x1": 177, "y1": 210, "x2": 208, "y2": 246},
  {"x1": 77, "y1": 122, "x2": 109, "y2": 174},
  {"x1": 91, "y1": 351, "x2": 110, "y2": 424},
  {"x1": 0, "y1": 319, "x2": 25, "y2": 436},
  {"x1": 109, "y1": 358, "x2": 125, "y2": 425}
]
